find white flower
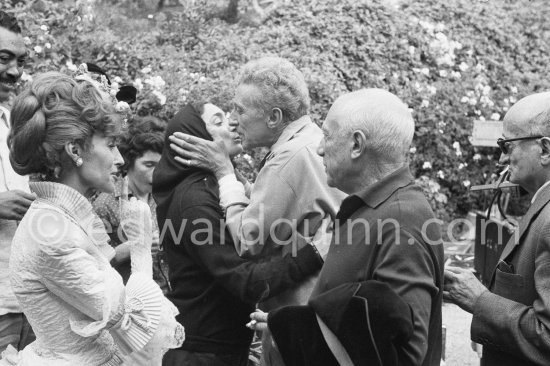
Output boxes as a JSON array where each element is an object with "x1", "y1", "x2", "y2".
[
  {"x1": 510, "y1": 86, "x2": 518, "y2": 94},
  {"x1": 439, "y1": 70, "x2": 448, "y2": 77},
  {"x1": 463, "y1": 180, "x2": 471, "y2": 188},
  {"x1": 408, "y1": 46, "x2": 415, "y2": 56},
  {"x1": 145, "y1": 76, "x2": 166, "y2": 90},
  {"x1": 435, "y1": 23, "x2": 445, "y2": 32},
  {"x1": 421, "y1": 100, "x2": 430, "y2": 108},
  {"x1": 409, "y1": 147, "x2": 417, "y2": 154},
  {"x1": 419, "y1": 20, "x2": 435, "y2": 32},
  {"x1": 453, "y1": 141, "x2": 462, "y2": 157},
  {"x1": 113, "y1": 76, "x2": 123, "y2": 84},
  {"x1": 45, "y1": 42, "x2": 51, "y2": 49},
  {"x1": 34, "y1": 45, "x2": 43, "y2": 53},
  {"x1": 509, "y1": 96, "x2": 517, "y2": 104},
  {"x1": 66, "y1": 60, "x2": 78, "y2": 72},
  {"x1": 23, "y1": 37, "x2": 31, "y2": 45},
  {"x1": 475, "y1": 63, "x2": 486, "y2": 72},
  {"x1": 198, "y1": 76, "x2": 206, "y2": 83},
  {"x1": 141, "y1": 66, "x2": 152, "y2": 74},
  {"x1": 473, "y1": 153, "x2": 482, "y2": 161},
  {"x1": 458, "y1": 163, "x2": 465, "y2": 170},
  {"x1": 436, "y1": 54, "x2": 454, "y2": 67},
  {"x1": 422, "y1": 162, "x2": 432, "y2": 170},
  {"x1": 458, "y1": 62, "x2": 469, "y2": 71},
  {"x1": 133, "y1": 78, "x2": 143, "y2": 91},
  {"x1": 420, "y1": 67, "x2": 430, "y2": 76},
  {"x1": 490, "y1": 113, "x2": 501, "y2": 121},
  {"x1": 115, "y1": 101, "x2": 130, "y2": 113},
  {"x1": 460, "y1": 96, "x2": 469, "y2": 103},
  {"x1": 40, "y1": 25, "x2": 48, "y2": 32},
  {"x1": 148, "y1": 14, "x2": 154, "y2": 19},
  {"x1": 437, "y1": 170, "x2": 445, "y2": 179},
  {"x1": 426, "y1": 85, "x2": 437, "y2": 95},
  {"x1": 20, "y1": 72, "x2": 33, "y2": 82},
  {"x1": 450, "y1": 71, "x2": 461, "y2": 79},
  {"x1": 152, "y1": 90, "x2": 167, "y2": 105}
]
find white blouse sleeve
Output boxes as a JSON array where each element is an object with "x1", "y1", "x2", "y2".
[{"x1": 36, "y1": 232, "x2": 176, "y2": 354}]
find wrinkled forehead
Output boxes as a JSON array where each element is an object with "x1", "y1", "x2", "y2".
[{"x1": 0, "y1": 28, "x2": 26, "y2": 57}]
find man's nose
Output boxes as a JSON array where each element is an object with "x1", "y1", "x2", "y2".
[
  {"x1": 229, "y1": 112, "x2": 239, "y2": 127},
  {"x1": 317, "y1": 139, "x2": 325, "y2": 157},
  {"x1": 498, "y1": 152, "x2": 509, "y2": 166},
  {"x1": 5, "y1": 63, "x2": 21, "y2": 80}
]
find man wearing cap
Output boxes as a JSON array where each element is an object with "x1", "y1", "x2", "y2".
[
  {"x1": 0, "y1": 11, "x2": 35, "y2": 353},
  {"x1": 445, "y1": 92, "x2": 550, "y2": 366}
]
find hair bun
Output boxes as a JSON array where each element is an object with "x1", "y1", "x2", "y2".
[{"x1": 9, "y1": 93, "x2": 49, "y2": 176}]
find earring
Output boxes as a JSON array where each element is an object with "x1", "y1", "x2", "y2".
[{"x1": 75, "y1": 157, "x2": 83, "y2": 167}]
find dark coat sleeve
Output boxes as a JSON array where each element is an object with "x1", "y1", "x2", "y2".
[{"x1": 177, "y1": 202, "x2": 323, "y2": 304}]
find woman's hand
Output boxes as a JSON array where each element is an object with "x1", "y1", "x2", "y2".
[
  {"x1": 247, "y1": 310, "x2": 269, "y2": 332},
  {"x1": 169, "y1": 132, "x2": 234, "y2": 179}
]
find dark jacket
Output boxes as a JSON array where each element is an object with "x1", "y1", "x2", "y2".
[
  {"x1": 268, "y1": 281, "x2": 415, "y2": 366},
  {"x1": 152, "y1": 104, "x2": 323, "y2": 355},
  {"x1": 311, "y1": 166, "x2": 444, "y2": 366},
  {"x1": 471, "y1": 183, "x2": 550, "y2": 366}
]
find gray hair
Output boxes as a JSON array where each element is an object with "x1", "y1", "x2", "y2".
[
  {"x1": 237, "y1": 57, "x2": 310, "y2": 123},
  {"x1": 336, "y1": 89, "x2": 414, "y2": 162}
]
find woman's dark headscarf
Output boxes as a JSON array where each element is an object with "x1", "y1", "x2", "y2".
[{"x1": 152, "y1": 104, "x2": 216, "y2": 219}]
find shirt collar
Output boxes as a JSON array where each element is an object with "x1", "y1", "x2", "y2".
[
  {"x1": 355, "y1": 165, "x2": 414, "y2": 208},
  {"x1": 531, "y1": 180, "x2": 550, "y2": 204},
  {"x1": 270, "y1": 115, "x2": 312, "y2": 154},
  {"x1": 0, "y1": 106, "x2": 9, "y2": 128},
  {"x1": 335, "y1": 166, "x2": 413, "y2": 222},
  {"x1": 30, "y1": 181, "x2": 96, "y2": 224}
]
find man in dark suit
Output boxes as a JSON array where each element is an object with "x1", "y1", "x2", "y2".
[
  {"x1": 250, "y1": 89, "x2": 444, "y2": 366},
  {"x1": 445, "y1": 92, "x2": 550, "y2": 365}
]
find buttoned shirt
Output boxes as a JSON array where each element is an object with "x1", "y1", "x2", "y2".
[{"x1": 0, "y1": 105, "x2": 30, "y2": 315}]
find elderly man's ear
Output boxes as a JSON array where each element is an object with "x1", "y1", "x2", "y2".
[
  {"x1": 350, "y1": 130, "x2": 367, "y2": 159},
  {"x1": 266, "y1": 108, "x2": 284, "y2": 129},
  {"x1": 540, "y1": 137, "x2": 550, "y2": 166}
]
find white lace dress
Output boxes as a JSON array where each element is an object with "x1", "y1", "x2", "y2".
[{"x1": 0, "y1": 182, "x2": 184, "y2": 366}]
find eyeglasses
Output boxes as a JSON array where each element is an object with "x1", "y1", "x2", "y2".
[{"x1": 496, "y1": 135, "x2": 544, "y2": 154}]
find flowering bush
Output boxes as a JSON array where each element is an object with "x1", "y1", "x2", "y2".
[{"x1": 4, "y1": 0, "x2": 547, "y2": 219}]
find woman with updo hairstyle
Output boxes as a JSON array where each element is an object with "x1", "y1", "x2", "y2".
[
  {"x1": 92, "y1": 115, "x2": 169, "y2": 293},
  {"x1": 1, "y1": 72, "x2": 184, "y2": 366}
]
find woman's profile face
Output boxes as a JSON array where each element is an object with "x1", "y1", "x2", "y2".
[
  {"x1": 78, "y1": 133, "x2": 123, "y2": 194},
  {"x1": 201, "y1": 103, "x2": 243, "y2": 158}
]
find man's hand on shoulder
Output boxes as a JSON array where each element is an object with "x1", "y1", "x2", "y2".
[{"x1": 0, "y1": 190, "x2": 35, "y2": 220}]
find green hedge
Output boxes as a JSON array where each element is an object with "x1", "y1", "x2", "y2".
[{"x1": 5, "y1": 0, "x2": 547, "y2": 220}]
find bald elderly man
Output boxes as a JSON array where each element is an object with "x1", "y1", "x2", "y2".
[
  {"x1": 251, "y1": 89, "x2": 444, "y2": 366},
  {"x1": 445, "y1": 92, "x2": 550, "y2": 366}
]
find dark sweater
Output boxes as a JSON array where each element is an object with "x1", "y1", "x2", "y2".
[{"x1": 153, "y1": 104, "x2": 323, "y2": 355}]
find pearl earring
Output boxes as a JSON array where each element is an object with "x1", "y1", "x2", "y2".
[{"x1": 75, "y1": 157, "x2": 83, "y2": 167}]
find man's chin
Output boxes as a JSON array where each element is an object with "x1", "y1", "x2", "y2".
[{"x1": 0, "y1": 90, "x2": 10, "y2": 104}]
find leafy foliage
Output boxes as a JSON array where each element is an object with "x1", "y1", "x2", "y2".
[{"x1": 5, "y1": 0, "x2": 548, "y2": 219}]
